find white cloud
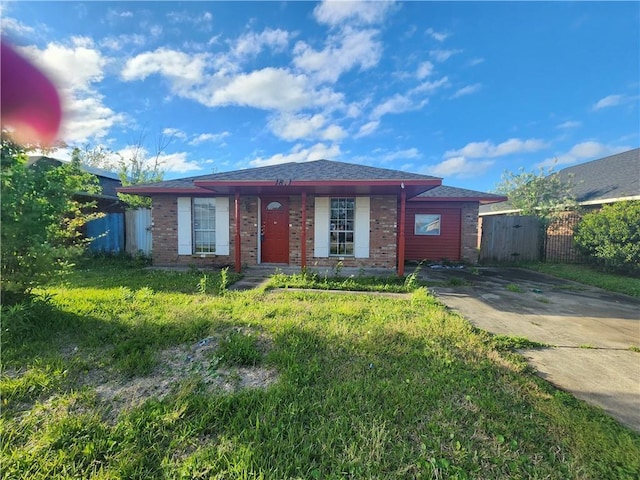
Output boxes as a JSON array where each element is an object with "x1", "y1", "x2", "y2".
[
  {"x1": 121, "y1": 48, "x2": 208, "y2": 87},
  {"x1": 322, "y1": 124, "x2": 347, "y2": 141},
  {"x1": 207, "y1": 68, "x2": 343, "y2": 111},
  {"x1": 537, "y1": 141, "x2": 631, "y2": 168},
  {"x1": 592, "y1": 94, "x2": 631, "y2": 110},
  {"x1": 162, "y1": 127, "x2": 188, "y2": 140},
  {"x1": 17, "y1": 37, "x2": 125, "y2": 144},
  {"x1": 355, "y1": 120, "x2": 380, "y2": 138},
  {"x1": 293, "y1": 27, "x2": 382, "y2": 83},
  {"x1": 428, "y1": 156, "x2": 494, "y2": 178},
  {"x1": 450, "y1": 83, "x2": 482, "y2": 99},
  {"x1": 268, "y1": 113, "x2": 345, "y2": 142},
  {"x1": 468, "y1": 57, "x2": 485, "y2": 66},
  {"x1": 556, "y1": 120, "x2": 581, "y2": 129},
  {"x1": 1, "y1": 16, "x2": 36, "y2": 36},
  {"x1": 122, "y1": 48, "x2": 345, "y2": 113},
  {"x1": 446, "y1": 138, "x2": 548, "y2": 159},
  {"x1": 117, "y1": 145, "x2": 202, "y2": 174},
  {"x1": 230, "y1": 28, "x2": 291, "y2": 59},
  {"x1": 372, "y1": 94, "x2": 425, "y2": 119},
  {"x1": 410, "y1": 76, "x2": 449, "y2": 95},
  {"x1": 100, "y1": 33, "x2": 147, "y2": 51},
  {"x1": 381, "y1": 148, "x2": 421, "y2": 162},
  {"x1": 250, "y1": 142, "x2": 341, "y2": 167},
  {"x1": 426, "y1": 28, "x2": 449, "y2": 42},
  {"x1": 416, "y1": 61, "x2": 434, "y2": 80},
  {"x1": 189, "y1": 132, "x2": 230, "y2": 145},
  {"x1": 429, "y1": 49, "x2": 462, "y2": 62},
  {"x1": 313, "y1": 0, "x2": 395, "y2": 27}
]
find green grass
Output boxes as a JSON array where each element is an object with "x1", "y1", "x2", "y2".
[
  {"x1": 505, "y1": 283, "x2": 523, "y2": 293},
  {"x1": 524, "y1": 263, "x2": 640, "y2": 297},
  {"x1": 2, "y1": 261, "x2": 639, "y2": 479}
]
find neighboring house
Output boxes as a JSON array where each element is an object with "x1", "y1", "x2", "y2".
[
  {"x1": 119, "y1": 159, "x2": 505, "y2": 274},
  {"x1": 479, "y1": 148, "x2": 640, "y2": 217},
  {"x1": 28, "y1": 156, "x2": 126, "y2": 252},
  {"x1": 478, "y1": 148, "x2": 640, "y2": 262}
]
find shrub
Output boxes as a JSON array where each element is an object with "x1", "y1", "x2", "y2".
[{"x1": 574, "y1": 201, "x2": 640, "y2": 274}]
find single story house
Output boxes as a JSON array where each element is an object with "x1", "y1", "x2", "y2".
[{"x1": 119, "y1": 159, "x2": 506, "y2": 275}]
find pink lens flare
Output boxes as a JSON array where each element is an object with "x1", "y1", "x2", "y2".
[{"x1": 1, "y1": 41, "x2": 62, "y2": 145}]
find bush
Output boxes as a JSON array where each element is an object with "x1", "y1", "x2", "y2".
[{"x1": 574, "y1": 201, "x2": 640, "y2": 274}]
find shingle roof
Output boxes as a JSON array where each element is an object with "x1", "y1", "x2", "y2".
[
  {"x1": 480, "y1": 148, "x2": 640, "y2": 214},
  {"x1": 131, "y1": 159, "x2": 440, "y2": 190},
  {"x1": 415, "y1": 185, "x2": 507, "y2": 203}
]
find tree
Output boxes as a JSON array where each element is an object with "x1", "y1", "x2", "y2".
[
  {"x1": 494, "y1": 166, "x2": 577, "y2": 221},
  {"x1": 574, "y1": 201, "x2": 640, "y2": 274},
  {"x1": 1, "y1": 134, "x2": 102, "y2": 303},
  {"x1": 72, "y1": 131, "x2": 171, "y2": 209}
]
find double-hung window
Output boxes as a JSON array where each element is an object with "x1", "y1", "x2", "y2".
[
  {"x1": 193, "y1": 198, "x2": 216, "y2": 253},
  {"x1": 329, "y1": 197, "x2": 355, "y2": 256}
]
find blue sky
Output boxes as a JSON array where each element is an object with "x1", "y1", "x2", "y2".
[{"x1": 2, "y1": 1, "x2": 638, "y2": 192}]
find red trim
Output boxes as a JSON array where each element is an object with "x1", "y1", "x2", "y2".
[
  {"x1": 116, "y1": 187, "x2": 213, "y2": 195},
  {"x1": 301, "y1": 191, "x2": 307, "y2": 270},
  {"x1": 234, "y1": 191, "x2": 241, "y2": 273},
  {"x1": 398, "y1": 189, "x2": 406, "y2": 277}
]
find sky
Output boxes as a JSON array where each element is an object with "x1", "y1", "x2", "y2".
[{"x1": 2, "y1": 1, "x2": 639, "y2": 192}]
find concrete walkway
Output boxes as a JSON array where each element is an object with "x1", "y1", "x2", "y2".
[{"x1": 423, "y1": 266, "x2": 640, "y2": 432}]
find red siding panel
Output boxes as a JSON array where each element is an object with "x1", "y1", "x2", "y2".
[{"x1": 404, "y1": 203, "x2": 461, "y2": 261}]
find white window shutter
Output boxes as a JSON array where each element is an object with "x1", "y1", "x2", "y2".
[
  {"x1": 215, "y1": 197, "x2": 230, "y2": 255},
  {"x1": 354, "y1": 197, "x2": 370, "y2": 258},
  {"x1": 177, "y1": 197, "x2": 192, "y2": 255},
  {"x1": 314, "y1": 197, "x2": 329, "y2": 257}
]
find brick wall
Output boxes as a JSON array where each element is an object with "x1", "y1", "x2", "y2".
[
  {"x1": 151, "y1": 195, "x2": 233, "y2": 268},
  {"x1": 460, "y1": 202, "x2": 479, "y2": 263},
  {"x1": 151, "y1": 194, "x2": 398, "y2": 270},
  {"x1": 307, "y1": 195, "x2": 397, "y2": 269}
]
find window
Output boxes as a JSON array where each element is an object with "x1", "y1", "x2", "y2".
[
  {"x1": 415, "y1": 214, "x2": 441, "y2": 235},
  {"x1": 330, "y1": 197, "x2": 355, "y2": 256},
  {"x1": 193, "y1": 198, "x2": 216, "y2": 253}
]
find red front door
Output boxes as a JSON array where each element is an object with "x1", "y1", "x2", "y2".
[{"x1": 261, "y1": 197, "x2": 289, "y2": 263}]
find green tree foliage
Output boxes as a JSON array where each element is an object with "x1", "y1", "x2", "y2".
[
  {"x1": 495, "y1": 166, "x2": 577, "y2": 221},
  {"x1": 574, "y1": 201, "x2": 640, "y2": 274},
  {"x1": 1, "y1": 135, "x2": 102, "y2": 302}
]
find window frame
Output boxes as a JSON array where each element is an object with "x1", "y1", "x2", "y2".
[
  {"x1": 192, "y1": 197, "x2": 217, "y2": 254},
  {"x1": 329, "y1": 197, "x2": 355, "y2": 257},
  {"x1": 414, "y1": 213, "x2": 441, "y2": 236}
]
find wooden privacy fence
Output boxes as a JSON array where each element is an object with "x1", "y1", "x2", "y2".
[{"x1": 479, "y1": 215, "x2": 543, "y2": 263}]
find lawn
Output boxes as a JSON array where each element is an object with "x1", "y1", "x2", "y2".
[
  {"x1": 1, "y1": 261, "x2": 639, "y2": 479},
  {"x1": 523, "y1": 263, "x2": 640, "y2": 298}
]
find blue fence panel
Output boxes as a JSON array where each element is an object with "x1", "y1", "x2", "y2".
[{"x1": 87, "y1": 213, "x2": 124, "y2": 253}]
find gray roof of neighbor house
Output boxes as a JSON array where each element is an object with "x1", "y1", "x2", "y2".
[
  {"x1": 415, "y1": 185, "x2": 507, "y2": 204},
  {"x1": 27, "y1": 155, "x2": 122, "y2": 199},
  {"x1": 479, "y1": 148, "x2": 640, "y2": 215}
]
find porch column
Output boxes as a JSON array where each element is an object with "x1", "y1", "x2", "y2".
[
  {"x1": 301, "y1": 191, "x2": 307, "y2": 270},
  {"x1": 234, "y1": 191, "x2": 241, "y2": 273},
  {"x1": 398, "y1": 189, "x2": 406, "y2": 277}
]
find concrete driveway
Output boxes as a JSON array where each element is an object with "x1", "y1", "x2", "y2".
[{"x1": 422, "y1": 266, "x2": 640, "y2": 432}]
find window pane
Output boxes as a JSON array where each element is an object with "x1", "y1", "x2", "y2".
[
  {"x1": 193, "y1": 198, "x2": 216, "y2": 253},
  {"x1": 414, "y1": 214, "x2": 441, "y2": 235},
  {"x1": 328, "y1": 197, "x2": 355, "y2": 257}
]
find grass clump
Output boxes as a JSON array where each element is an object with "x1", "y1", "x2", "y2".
[
  {"x1": 523, "y1": 262, "x2": 640, "y2": 297},
  {"x1": 268, "y1": 269, "x2": 421, "y2": 293},
  {"x1": 218, "y1": 330, "x2": 262, "y2": 367}
]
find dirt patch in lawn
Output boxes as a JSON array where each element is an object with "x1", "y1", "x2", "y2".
[{"x1": 89, "y1": 333, "x2": 277, "y2": 423}]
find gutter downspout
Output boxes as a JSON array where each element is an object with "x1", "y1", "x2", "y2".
[
  {"x1": 301, "y1": 191, "x2": 307, "y2": 271},
  {"x1": 398, "y1": 188, "x2": 406, "y2": 277},
  {"x1": 234, "y1": 191, "x2": 241, "y2": 273}
]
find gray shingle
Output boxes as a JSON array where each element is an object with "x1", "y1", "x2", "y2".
[
  {"x1": 416, "y1": 185, "x2": 506, "y2": 201},
  {"x1": 131, "y1": 159, "x2": 440, "y2": 189}
]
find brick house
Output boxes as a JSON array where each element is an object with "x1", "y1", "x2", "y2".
[{"x1": 119, "y1": 160, "x2": 505, "y2": 275}]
